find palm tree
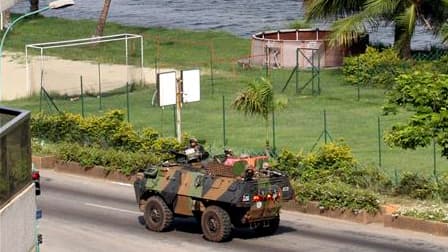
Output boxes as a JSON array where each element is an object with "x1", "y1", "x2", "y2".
[
  {"x1": 232, "y1": 77, "x2": 287, "y2": 146},
  {"x1": 30, "y1": 0, "x2": 39, "y2": 11},
  {"x1": 305, "y1": 0, "x2": 448, "y2": 58},
  {"x1": 95, "y1": 0, "x2": 112, "y2": 37}
]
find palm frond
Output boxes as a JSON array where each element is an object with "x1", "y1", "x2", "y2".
[
  {"x1": 396, "y1": 4, "x2": 417, "y2": 36},
  {"x1": 232, "y1": 77, "x2": 274, "y2": 120},
  {"x1": 305, "y1": 0, "x2": 366, "y2": 21},
  {"x1": 329, "y1": 13, "x2": 370, "y2": 47},
  {"x1": 364, "y1": 0, "x2": 401, "y2": 17}
]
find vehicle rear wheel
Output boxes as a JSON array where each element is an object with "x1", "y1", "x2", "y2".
[
  {"x1": 201, "y1": 205, "x2": 232, "y2": 242},
  {"x1": 144, "y1": 196, "x2": 173, "y2": 232},
  {"x1": 255, "y1": 217, "x2": 280, "y2": 236}
]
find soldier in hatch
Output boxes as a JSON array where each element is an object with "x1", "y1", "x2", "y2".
[{"x1": 185, "y1": 138, "x2": 207, "y2": 162}]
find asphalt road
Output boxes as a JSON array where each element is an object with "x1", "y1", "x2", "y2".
[{"x1": 37, "y1": 170, "x2": 448, "y2": 252}]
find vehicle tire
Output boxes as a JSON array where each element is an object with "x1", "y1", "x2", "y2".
[
  {"x1": 144, "y1": 196, "x2": 173, "y2": 232},
  {"x1": 201, "y1": 205, "x2": 232, "y2": 242},
  {"x1": 255, "y1": 217, "x2": 280, "y2": 236}
]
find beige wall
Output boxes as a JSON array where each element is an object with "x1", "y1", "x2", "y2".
[{"x1": 0, "y1": 184, "x2": 36, "y2": 252}]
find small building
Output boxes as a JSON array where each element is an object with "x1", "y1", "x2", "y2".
[{"x1": 250, "y1": 29, "x2": 368, "y2": 69}]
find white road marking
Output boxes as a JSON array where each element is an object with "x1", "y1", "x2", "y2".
[
  {"x1": 111, "y1": 182, "x2": 133, "y2": 187},
  {"x1": 85, "y1": 203, "x2": 141, "y2": 215}
]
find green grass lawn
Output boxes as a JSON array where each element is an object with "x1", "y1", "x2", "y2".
[{"x1": 2, "y1": 15, "x2": 446, "y2": 178}]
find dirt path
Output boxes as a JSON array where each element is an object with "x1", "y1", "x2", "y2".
[{"x1": 1, "y1": 52, "x2": 174, "y2": 101}]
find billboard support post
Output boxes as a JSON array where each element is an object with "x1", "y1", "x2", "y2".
[
  {"x1": 157, "y1": 69, "x2": 201, "y2": 143},
  {"x1": 176, "y1": 78, "x2": 182, "y2": 143}
]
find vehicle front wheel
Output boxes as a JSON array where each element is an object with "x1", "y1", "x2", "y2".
[
  {"x1": 144, "y1": 196, "x2": 173, "y2": 232},
  {"x1": 201, "y1": 205, "x2": 232, "y2": 242}
]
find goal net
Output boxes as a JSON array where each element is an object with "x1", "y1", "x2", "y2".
[{"x1": 25, "y1": 33, "x2": 144, "y2": 104}]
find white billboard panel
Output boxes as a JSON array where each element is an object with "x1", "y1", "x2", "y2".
[
  {"x1": 157, "y1": 71, "x2": 176, "y2": 107},
  {"x1": 182, "y1": 69, "x2": 200, "y2": 103}
]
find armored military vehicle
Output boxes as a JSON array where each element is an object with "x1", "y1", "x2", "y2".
[{"x1": 133, "y1": 150, "x2": 294, "y2": 242}]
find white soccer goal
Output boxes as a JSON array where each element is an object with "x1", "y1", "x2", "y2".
[{"x1": 25, "y1": 33, "x2": 144, "y2": 98}]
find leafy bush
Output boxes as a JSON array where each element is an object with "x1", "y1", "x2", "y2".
[
  {"x1": 54, "y1": 142, "x2": 159, "y2": 175},
  {"x1": 273, "y1": 149, "x2": 304, "y2": 180},
  {"x1": 31, "y1": 110, "x2": 183, "y2": 155},
  {"x1": 300, "y1": 142, "x2": 358, "y2": 183},
  {"x1": 274, "y1": 142, "x2": 391, "y2": 191},
  {"x1": 395, "y1": 172, "x2": 434, "y2": 200},
  {"x1": 343, "y1": 47, "x2": 407, "y2": 88},
  {"x1": 435, "y1": 175, "x2": 448, "y2": 202},
  {"x1": 293, "y1": 180, "x2": 380, "y2": 214}
]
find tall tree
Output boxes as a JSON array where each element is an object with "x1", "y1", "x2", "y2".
[
  {"x1": 305, "y1": 0, "x2": 448, "y2": 58},
  {"x1": 95, "y1": 0, "x2": 112, "y2": 37},
  {"x1": 30, "y1": 0, "x2": 39, "y2": 12},
  {"x1": 384, "y1": 71, "x2": 448, "y2": 158}
]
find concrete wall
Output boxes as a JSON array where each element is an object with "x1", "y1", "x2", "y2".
[{"x1": 0, "y1": 184, "x2": 36, "y2": 252}]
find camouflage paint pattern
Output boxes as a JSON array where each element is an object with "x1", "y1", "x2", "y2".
[{"x1": 135, "y1": 158, "x2": 294, "y2": 223}]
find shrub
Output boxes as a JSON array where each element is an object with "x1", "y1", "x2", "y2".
[
  {"x1": 293, "y1": 180, "x2": 380, "y2": 214},
  {"x1": 31, "y1": 112, "x2": 83, "y2": 143},
  {"x1": 301, "y1": 142, "x2": 358, "y2": 183},
  {"x1": 343, "y1": 47, "x2": 407, "y2": 89},
  {"x1": 273, "y1": 149, "x2": 304, "y2": 180},
  {"x1": 31, "y1": 110, "x2": 185, "y2": 155},
  {"x1": 274, "y1": 142, "x2": 391, "y2": 191},
  {"x1": 436, "y1": 175, "x2": 448, "y2": 202},
  {"x1": 395, "y1": 172, "x2": 434, "y2": 200},
  {"x1": 54, "y1": 142, "x2": 159, "y2": 175}
]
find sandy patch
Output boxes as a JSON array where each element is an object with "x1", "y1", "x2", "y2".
[{"x1": 1, "y1": 52, "x2": 174, "y2": 101}]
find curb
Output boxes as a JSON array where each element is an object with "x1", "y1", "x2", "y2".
[
  {"x1": 32, "y1": 155, "x2": 448, "y2": 237},
  {"x1": 32, "y1": 155, "x2": 135, "y2": 183},
  {"x1": 282, "y1": 200, "x2": 384, "y2": 224},
  {"x1": 384, "y1": 214, "x2": 448, "y2": 236}
]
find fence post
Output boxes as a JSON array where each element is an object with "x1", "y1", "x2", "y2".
[
  {"x1": 378, "y1": 117, "x2": 382, "y2": 168},
  {"x1": 317, "y1": 50, "x2": 321, "y2": 95},
  {"x1": 272, "y1": 109, "x2": 276, "y2": 152},
  {"x1": 394, "y1": 168, "x2": 399, "y2": 185},
  {"x1": 222, "y1": 96, "x2": 226, "y2": 147},
  {"x1": 295, "y1": 48, "x2": 299, "y2": 94},
  {"x1": 160, "y1": 107, "x2": 164, "y2": 137},
  {"x1": 433, "y1": 137, "x2": 438, "y2": 182},
  {"x1": 311, "y1": 50, "x2": 315, "y2": 95},
  {"x1": 126, "y1": 82, "x2": 130, "y2": 122},
  {"x1": 357, "y1": 57, "x2": 361, "y2": 101},
  {"x1": 173, "y1": 105, "x2": 177, "y2": 138},
  {"x1": 80, "y1": 76, "x2": 85, "y2": 118},
  {"x1": 210, "y1": 43, "x2": 215, "y2": 95},
  {"x1": 265, "y1": 46, "x2": 269, "y2": 78},
  {"x1": 39, "y1": 70, "x2": 43, "y2": 112},
  {"x1": 324, "y1": 110, "x2": 328, "y2": 144},
  {"x1": 39, "y1": 87, "x2": 43, "y2": 112},
  {"x1": 98, "y1": 63, "x2": 103, "y2": 110}
]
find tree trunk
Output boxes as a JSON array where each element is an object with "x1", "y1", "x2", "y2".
[
  {"x1": 30, "y1": 0, "x2": 39, "y2": 12},
  {"x1": 95, "y1": 0, "x2": 112, "y2": 37},
  {"x1": 394, "y1": 22, "x2": 412, "y2": 59},
  {"x1": 1, "y1": 10, "x2": 11, "y2": 30}
]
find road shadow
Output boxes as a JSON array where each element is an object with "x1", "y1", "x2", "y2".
[{"x1": 137, "y1": 215, "x2": 297, "y2": 242}]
